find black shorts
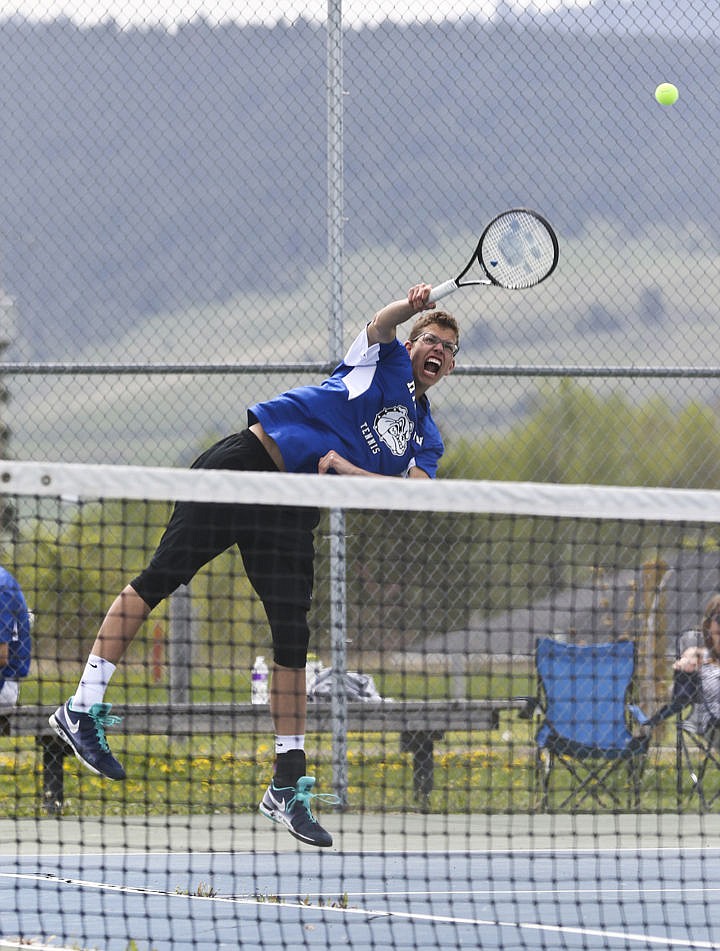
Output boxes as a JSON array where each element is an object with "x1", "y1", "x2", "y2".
[{"x1": 130, "y1": 430, "x2": 321, "y2": 667}]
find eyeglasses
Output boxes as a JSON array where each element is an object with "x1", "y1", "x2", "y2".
[{"x1": 411, "y1": 331, "x2": 459, "y2": 357}]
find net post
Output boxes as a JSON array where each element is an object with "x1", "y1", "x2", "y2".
[{"x1": 169, "y1": 584, "x2": 193, "y2": 704}]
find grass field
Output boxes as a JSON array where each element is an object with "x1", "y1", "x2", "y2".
[{"x1": 0, "y1": 732, "x2": 700, "y2": 819}]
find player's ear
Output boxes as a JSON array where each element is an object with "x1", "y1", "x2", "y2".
[{"x1": 404, "y1": 339, "x2": 413, "y2": 355}]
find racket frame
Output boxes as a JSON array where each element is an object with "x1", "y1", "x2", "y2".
[{"x1": 429, "y1": 208, "x2": 559, "y2": 302}]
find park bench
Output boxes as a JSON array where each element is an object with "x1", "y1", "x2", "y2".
[{"x1": 0, "y1": 699, "x2": 525, "y2": 814}]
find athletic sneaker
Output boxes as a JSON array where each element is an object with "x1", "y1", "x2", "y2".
[
  {"x1": 49, "y1": 699, "x2": 126, "y2": 780},
  {"x1": 259, "y1": 775, "x2": 337, "y2": 848}
]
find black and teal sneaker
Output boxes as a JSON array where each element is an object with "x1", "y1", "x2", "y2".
[
  {"x1": 259, "y1": 775, "x2": 337, "y2": 848},
  {"x1": 49, "y1": 699, "x2": 126, "y2": 780}
]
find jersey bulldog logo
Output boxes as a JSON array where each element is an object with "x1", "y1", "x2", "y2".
[{"x1": 374, "y1": 405, "x2": 413, "y2": 456}]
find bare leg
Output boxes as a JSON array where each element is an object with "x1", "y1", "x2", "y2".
[
  {"x1": 270, "y1": 663, "x2": 307, "y2": 736},
  {"x1": 90, "y1": 584, "x2": 151, "y2": 664},
  {"x1": 50, "y1": 583, "x2": 151, "y2": 780}
]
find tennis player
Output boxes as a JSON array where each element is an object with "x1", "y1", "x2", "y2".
[
  {"x1": 50, "y1": 282, "x2": 459, "y2": 848},
  {"x1": 0, "y1": 566, "x2": 32, "y2": 712}
]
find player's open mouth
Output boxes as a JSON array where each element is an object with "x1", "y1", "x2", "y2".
[{"x1": 424, "y1": 357, "x2": 442, "y2": 376}]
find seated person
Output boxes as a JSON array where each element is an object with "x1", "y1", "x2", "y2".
[
  {"x1": 639, "y1": 593, "x2": 720, "y2": 734},
  {"x1": 0, "y1": 567, "x2": 32, "y2": 713}
]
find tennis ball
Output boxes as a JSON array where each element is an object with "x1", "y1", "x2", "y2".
[{"x1": 655, "y1": 82, "x2": 679, "y2": 106}]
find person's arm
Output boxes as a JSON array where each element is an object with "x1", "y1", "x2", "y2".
[
  {"x1": 318, "y1": 450, "x2": 375, "y2": 476},
  {"x1": 407, "y1": 466, "x2": 430, "y2": 479},
  {"x1": 643, "y1": 670, "x2": 700, "y2": 727},
  {"x1": 318, "y1": 451, "x2": 431, "y2": 479},
  {"x1": 366, "y1": 283, "x2": 435, "y2": 346},
  {"x1": 0, "y1": 643, "x2": 7, "y2": 668},
  {"x1": 318, "y1": 450, "x2": 398, "y2": 477}
]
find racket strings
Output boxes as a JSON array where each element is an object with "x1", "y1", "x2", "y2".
[{"x1": 480, "y1": 211, "x2": 557, "y2": 289}]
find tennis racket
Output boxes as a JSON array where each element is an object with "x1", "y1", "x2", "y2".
[{"x1": 429, "y1": 209, "x2": 559, "y2": 302}]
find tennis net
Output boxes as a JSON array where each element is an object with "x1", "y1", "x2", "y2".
[{"x1": 1, "y1": 459, "x2": 720, "y2": 951}]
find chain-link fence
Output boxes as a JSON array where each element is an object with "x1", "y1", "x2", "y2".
[{"x1": 0, "y1": 1, "x2": 717, "y2": 484}]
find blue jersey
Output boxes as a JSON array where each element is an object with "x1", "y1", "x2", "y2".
[
  {"x1": 0, "y1": 567, "x2": 31, "y2": 683},
  {"x1": 250, "y1": 328, "x2": 444, "y2": 477}
]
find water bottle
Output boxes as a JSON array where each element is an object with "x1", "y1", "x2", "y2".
[{"x1": 251, "y1": 655, "x2": 269, "y2": 704}]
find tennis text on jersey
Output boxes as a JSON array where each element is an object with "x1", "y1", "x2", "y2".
[
  {"x1": 360, "y1": 421, "x2": 381, "y2": 455},
  {"x1": 373, "y1": 405, "x2": 414, "y2": 456}
]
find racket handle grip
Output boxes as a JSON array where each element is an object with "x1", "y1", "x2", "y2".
[{"x1": 428, "y1": 279, "x2": 457, "y2": 303}]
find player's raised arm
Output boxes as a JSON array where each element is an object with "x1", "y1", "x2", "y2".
[{"x1": 366, "y1": 282, "x2": 436, "y2": 345}]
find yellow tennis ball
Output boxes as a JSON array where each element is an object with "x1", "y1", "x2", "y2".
[{"x1": 655, "y1": 82, "x2": 679, "y2": 106}]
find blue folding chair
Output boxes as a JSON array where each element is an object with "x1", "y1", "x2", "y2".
[{"x1": 532, "y1": 637, "x2": 649, "y2": 811}]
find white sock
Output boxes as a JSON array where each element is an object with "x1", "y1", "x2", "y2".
[
  {"x1": 72, "y1": 654, "x2": 117, "y2": 712},
  {"x1": 275, "y1": 734, "x2": 305, "y2": 754}
]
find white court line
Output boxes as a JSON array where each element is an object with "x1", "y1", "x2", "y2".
[
  {"x1": 3, "y1": 870, "x2": 720, "y2": 950},
  {"x1": 0, "y1": 942, "x2": 90, "y2": 951}
]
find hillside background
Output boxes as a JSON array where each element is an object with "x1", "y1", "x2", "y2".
[{"x1": 0, "y1": 1, "x2": 716, "y2": 467}]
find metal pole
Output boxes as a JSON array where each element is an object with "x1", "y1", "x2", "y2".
[
  {"x1": 327, "y1": 0, "x2": 348, "y2": 806},
  {"x1": 327, "y1": 0, "x2": 344, "y2": 368},
  {"x1": 169, "y1": 584, "x2": 193, "y2": 704},
  {"x1": 329, "y1": 508, "x2": 348, "y2": 806}
]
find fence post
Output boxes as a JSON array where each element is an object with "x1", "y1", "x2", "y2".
[
  {"x1": 327, "y1": 0, "x2": 348, "y2": 807},
  {"x1": 169, "y1": 584, "x2": 193, "y2": 704}
]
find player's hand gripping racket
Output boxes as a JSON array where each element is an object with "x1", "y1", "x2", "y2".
[{"x1": 429, "y1": 208, "x2": 559, "y2": 301}]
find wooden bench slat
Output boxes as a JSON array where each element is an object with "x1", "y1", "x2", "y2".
[{"x1": 2, "y1": 699, "x2": 524, "y2": 737}]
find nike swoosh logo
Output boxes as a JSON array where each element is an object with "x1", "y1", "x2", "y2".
[
  {"x1": 65, "y1": 704, "x2": 81, "y2": 734},
  {"x1": 267, "y1": 790, "x2": 287, "y2": 812},
  {"x1": 89, "y1": 663, "x2": 98, "y2": 668}
]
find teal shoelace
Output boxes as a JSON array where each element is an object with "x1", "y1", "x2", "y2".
[
  {"x1": 292, "y1": 781, "x2": 341, "y2": 817},
  {"x1": 89, "y1": 706, "x2": 123, "y2": 753}
]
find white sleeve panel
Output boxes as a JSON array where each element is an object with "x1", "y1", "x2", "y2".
[{"x1": 341, "y1": 327, "x2": 382, "y2": 401}]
